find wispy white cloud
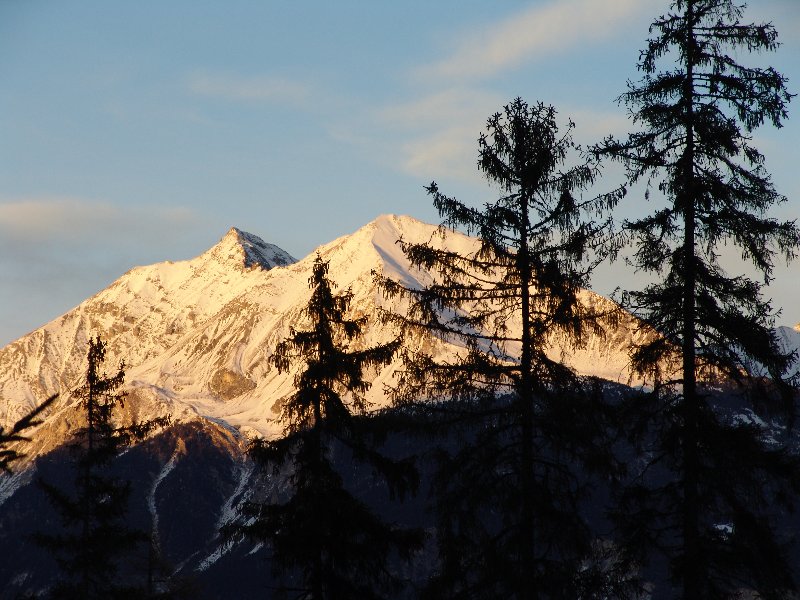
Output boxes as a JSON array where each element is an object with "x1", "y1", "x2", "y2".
[
  {"x1": 378, "y1": 88, "x2": 504, "y2": 127},
  {"x1": 373, "y1": 92, "x2": 631, "y2": 183},
  {"x1": 374, "y1": 88, "x2": 505, "y2": 182},
  {"x1": 562, "y1": 107, "x2": 632, "y2": 144},
  {"x1": 0, "y1": 197, "x2": 199, "y2": 245},
  {"x1": 361, "y1": 0, "x2": 659, "y2": 185},
  {"x1": 333, "y1": 0, "x2": 660, "y2": 188},
  {"x1": 187, "y1": 72, "x2": 312, "y2": 105},
  {"x1": 401, "y1": 125, "x2": 484, "y2": 183},
  {"x1": 416, "y1": 0, "x2": 656, "y2": 82}
]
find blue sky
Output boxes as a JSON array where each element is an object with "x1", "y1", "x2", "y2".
[{"x1": 1, "y1": 0, "x2": 799, "y2": 345}]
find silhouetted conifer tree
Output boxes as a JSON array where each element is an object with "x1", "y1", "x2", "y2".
[
  {"x1": 380, "y1": 98, "x2": 630, "y2": 599},
  {"x1": 594, "y1": 1, "x2": 800, "y2": 597},
  {"x1": 37, "y1": 336, "x2": 169, "y2": 599},
  {"x1": 0, "y1": 393, "x2": 56, "y2": 474},
  {"x1": 231, "y1": 255, "x2": 420, "y2": 600}
]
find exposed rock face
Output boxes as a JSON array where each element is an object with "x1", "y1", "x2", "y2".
[{"x1": 210, "y1": 368, "x2": 257, "y2": 400}]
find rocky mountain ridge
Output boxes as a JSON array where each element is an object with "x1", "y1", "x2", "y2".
[{"x1": 0, "y1": 214, "x2": 720, "y2": 462}]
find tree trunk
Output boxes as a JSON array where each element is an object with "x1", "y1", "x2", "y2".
[
  {"x1": 518, "y1": 192, "x2": 537, "y2": 600},
  {"x1": 312, "y1": 399, "x2": 324, "y2": 600},
  {"x1": 82, "y1": 379, "x2": 95, "y2": 598},
  {"x1": 681, "y1": 2, "x2": 701, "y2": 597}
]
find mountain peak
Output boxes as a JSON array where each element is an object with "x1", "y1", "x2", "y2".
[
  {"x1": 204, "y1": 227, "x2": 296, "y2": 271},
  {"x1": 0, "y1": 214, "x2": 717, "y2": 445}
]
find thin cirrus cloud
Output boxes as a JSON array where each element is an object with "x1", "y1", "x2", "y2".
[
  {"x1": 374, "y1": 91, "x2": 631, "y2": 183},
  {"x1": 400, "y1": 125, "x2": 486, "y2": 184},
  {"x1": 415, "y1": 0, "x2": 654, "y2": 82},
  {"x1": 187, "y1": 72, "x2": 312, "y2": 105},
  {"x1": 0, "y1": 198, "x2": 200, "y2": 249},
  {"x1": 376, "y1": 88, "x2": 505, "y2": 182},
  {"x1": 562, "y1": 107, "x2": 633, "y2": 143},
  {"x1": 375, "y1": 0, "x2": 657, "y2": 185},
  {"x1": 378, "y1": 88, "x2": 505, "y2": 127}
]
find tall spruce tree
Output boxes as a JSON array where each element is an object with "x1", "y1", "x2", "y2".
[
  {"x1": 37, "y1": 336, "x2": 169, "y2": 599},
  {"x1": 231, "y1": 255, "x2": 419, "y2": 600},
  {"x1": 0, "y1": 393, "x2": 56, "y2": 474},
  {"x1": 380, "y1": 98, "x2": 629, "y2": 599},
  {"x1": 594, "y1": 1, "x2": 800, "y2": 597}
]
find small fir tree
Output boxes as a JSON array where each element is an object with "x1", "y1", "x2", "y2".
[
  {"x1": 232, "y1": 255, "x2": 420, "y2": 600},
  {"x1": 594, "y1": 0, "x2": 800, "y2": 596},
  {"x1": 380, "y1": 98, "x2": 630, "y2": 599},
  {"x1": 37, "y1": 336, "x2": 169, "y2": 599}
]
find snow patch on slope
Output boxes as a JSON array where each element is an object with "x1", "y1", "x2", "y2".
[
  {"x1": 148, "y1": 440, "x2": 184, "y2": 558},
  {"x1": 0, "y1": 466, "x2": 34, "y2": 508},
  {"x1": 195, "y1": 458, "x2": 255, "y2": 572}
]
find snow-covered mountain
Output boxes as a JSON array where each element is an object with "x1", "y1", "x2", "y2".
[
  {"x1": 2, "y1": 214, "x2": 799, "y2": 597},
  {"x1": 1, "y1": 214, "x2": 651, "y2": 461}
]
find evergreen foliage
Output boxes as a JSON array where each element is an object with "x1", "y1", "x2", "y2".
[
  {"x1": 231, "y1": 255, "x2": 420, "y2": 600},
  {"x1": 380, "y1": 98, "x2": 630, "y2": 599},
  {"x1": 37, "y1": 336, "x2": 169, "y2": 599},
  {"x1": 0, "y1": 393, "x2": 56, "y2": 474},
  {"x1": 594, "y1": 1, "x2": 800, "y2": 596}
]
